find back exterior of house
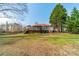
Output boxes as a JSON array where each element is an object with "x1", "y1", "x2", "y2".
[{"x1": 25, "y1": 24, "x2": 53, "y2": 33}]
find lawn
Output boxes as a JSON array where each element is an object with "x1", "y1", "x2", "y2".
[{"x1": 0, "y1": 33, "x2": 79, "y2": 56}]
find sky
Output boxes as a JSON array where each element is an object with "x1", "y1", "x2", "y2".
[{"x1": 0, "y1": 3, "x2": 79, "y2": 26}]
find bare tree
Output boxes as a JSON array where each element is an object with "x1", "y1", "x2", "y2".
[
  {"x1": 0, "y1": 3, "x2": 28, "y2": 20},
  {"x1": 0, "y1": 3, "x2": 28, "y2": 33}
]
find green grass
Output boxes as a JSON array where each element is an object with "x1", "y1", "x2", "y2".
[
  {"x1": 0, "y1": 33, "x2": 79, "y2": 45},
  {"x1": 47, "y1": 33, "x2": 79, "y2": 45},
  {"x1": 0, "y1": 33, "x2": 46, "y2": 45},
  {"x1": 0, "y1": 33, "x2": 79, "y2": 56}
]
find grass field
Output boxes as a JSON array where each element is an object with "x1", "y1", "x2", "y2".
[{"x1": 0, "y1": 33, "x2": 79, "y2": 56}]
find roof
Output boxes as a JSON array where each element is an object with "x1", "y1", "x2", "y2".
[{"x1": 32, "y1": 24, "x2": 50, "y2": 27}]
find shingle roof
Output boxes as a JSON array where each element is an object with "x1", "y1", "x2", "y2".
[{"x1": 32, "y1": 24, "x2": 50, "y2": 27}]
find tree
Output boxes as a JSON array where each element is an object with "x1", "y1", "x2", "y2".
[
  {"x1": 0, "y1": 3, "x2": 28, "y2": 21},
  {"x1": 6, "y1": 21, "x2": 9, "y2": 33},
  {"x1": 50, "y1": 4, "x2": 67, "y2": 32},
  {"x1": 0, "y1": 3, "x2": 28, "y2": 33},
  {"x1": 66, "y1": 7, "x2": 79, "y2": 33}
]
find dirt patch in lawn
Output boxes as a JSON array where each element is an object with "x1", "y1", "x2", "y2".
[{"x1": 0, "y1": 39, "x2": 79, "y2": 56}]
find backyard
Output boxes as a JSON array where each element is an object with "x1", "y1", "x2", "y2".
[{"x1": 0, "y1": 33, "x2": 79, "y2": 56}]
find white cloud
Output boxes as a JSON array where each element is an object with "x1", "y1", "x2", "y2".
[{"x1": 0, "y1": 18, "x2": 20, "y2": 25}]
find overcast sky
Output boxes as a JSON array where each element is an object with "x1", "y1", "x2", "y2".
[{"x1": 0, "y1": 3, "x2": 79, "y2": 26}]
